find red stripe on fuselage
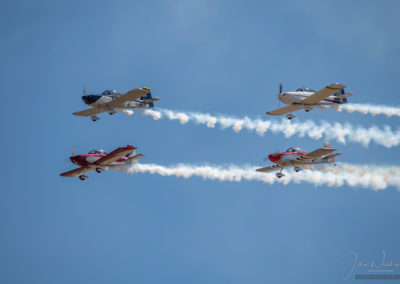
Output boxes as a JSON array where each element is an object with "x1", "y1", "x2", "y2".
[{"x1": 268, "y1": 151, "x2": 307, "y2": 163}]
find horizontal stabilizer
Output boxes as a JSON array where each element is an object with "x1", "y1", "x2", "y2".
[
  {"x1": 330, "y1": 153, "x2": 342, "y2": 158},
  {"x1": 129, "y1": 154, "x2": 145, "y2": 160},
  {"x1": 141, "y1": 97, "x2": 160, "y2": 103},
  {"x1": 335, "y1": 92, "x2": 354, "y2": 99}
]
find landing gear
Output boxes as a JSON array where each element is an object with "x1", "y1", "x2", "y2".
[
  {"x1": 108, "y1": 112, "x2": 115, "y2": 115},
  {"x1": 286, "y1": 113, "x2": 295, "y2": 120},
  {"x1": 276, "y1": 167, "x2": 285, "y2": 178},
  {"x1": 294, "y1": 166, "x2": 301, "y2": 172},
  {"x1": 305, "y1": 109, "x2": 311, "y2": 112},
  {"x1": 91, "y1": 115, "x2": 100, "y2": 122},
  {"x1": 96, "y1": 168, "x2": 104, "y2": 173},
  {"x1": 79, "y1": 175, "x2": 88, "y2": 180}
]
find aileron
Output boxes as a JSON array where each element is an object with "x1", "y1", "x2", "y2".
[{"x1": 266, "y1": 105, "x2": 304, "y2": 115}]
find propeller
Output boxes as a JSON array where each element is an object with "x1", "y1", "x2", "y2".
[
  {"x1": 72, "y1": 145, "x2": 77, "y2": 156},
  {"x1": 276, "y1": 83, "x2": 283, "y2": 108},
  {"x1": 83, "y1": 85, "x2": 87, "y2": 97}
]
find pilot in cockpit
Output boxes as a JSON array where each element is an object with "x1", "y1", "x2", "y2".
[
  {"x1": 88, "y1": 149, "x2": 107, "y2": 154},
  {"x1": 286, "y1": 147, "x2": 304, "y2": 152}
]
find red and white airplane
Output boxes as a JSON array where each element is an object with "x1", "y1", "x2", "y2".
[
  {"x1": 256, "y1": 143, "x2": 341, "y2": 178},
  {"x1": 60, "y1": 145, "x2": 144, "y2": 180}
]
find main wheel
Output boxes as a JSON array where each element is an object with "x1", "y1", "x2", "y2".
[
  {"x1": 286, "y1": 114, "x2": 295, "y2": 120},
  {"x1": 79, "y1": 175, "x2": 88, "y2": 180},
  {"x1": 96, "y1": 168, "x2": 103, "y2": 173}
]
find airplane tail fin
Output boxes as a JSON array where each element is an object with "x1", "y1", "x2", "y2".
[
  {"x1": 333, "y1": 89, "x2": 353, "y2": 104},
  {"x1": 125, "y1": 149, "x2": 136, "y2": 158},
  {"x1": 125, "y1": 153, "x2": 145, "y2": 165},
  {"x1": 140, "y1": 87, "x2": 154, "y2": 108},
  {"x1": 323, "y1": 142, "x2": 341, "y2": 163},
  {"x1": 328, "y1": 152, "x2": 342, "y2": 163}
]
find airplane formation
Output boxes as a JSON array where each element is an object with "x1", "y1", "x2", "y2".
[{"x1": 61, "y1": 83, "x2": 354, "y2": 180}]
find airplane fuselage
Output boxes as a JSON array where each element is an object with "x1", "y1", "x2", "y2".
[
  {"x1": 278, "y1": 91, "x2": 347, "y2": 109},
  {"x1": 83, "y1": 94, "x2": 156, "y2": 109},
  {"x1": 70, "y1": 153, "x2": 143, "y2": 169},
  {"x1": 268, "y1": 151, "x2": 335, "y2": 167}
]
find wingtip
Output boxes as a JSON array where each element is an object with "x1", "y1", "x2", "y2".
[{"x1": 328, "y1": 83, "x2": 346, "y2": 89}]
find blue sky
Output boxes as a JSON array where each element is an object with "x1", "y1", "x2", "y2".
[{"x1": 1, "y1": 0, "x2": 400, "y2": 283}]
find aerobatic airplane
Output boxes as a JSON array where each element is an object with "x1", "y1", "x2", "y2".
[
  {"x1": 266, "y1": 83, "x2": 354, "y2": 119},
  {"x1": 60, "y1": 145, "x2": 144, "y2": 180},
  {"x1": 73, "y1": 86, "x2": 160, "y2": 121},
  {"x1": 256, "y1": 143, "x2": 341, "y2": 178}
]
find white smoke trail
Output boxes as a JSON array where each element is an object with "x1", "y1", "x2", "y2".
[
  {"x1": 117, "y1": 109, "x2": 134, "y2": 116},
  {"x1": 116, "y1": 163, "x2": 400, "y2": 191},
  {"x1": 140, "y1": 108, "x2": 400, "y2": 148},
  {"x1": 338, "y1": 103, "x2": 400, "y2": 118}
]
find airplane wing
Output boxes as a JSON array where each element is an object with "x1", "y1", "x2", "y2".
[
  {"x1": 107, "y1": 88, "x2": 149, "y2": 108},
  {"x1": 256, "y1": 164, "x2": 283, "y2": 173},
  {"x1": 266, "y1": 105, "x2": 304, "y2": 115},
  {"x1": 295, "y1": 148, "x2": 336, "y2": 163},
  {"x1": 60, "y1": 167, "x2": 95, "y2": 177},
  {"x1": 73, "y1": 107, "x2": 106, "y2": 117},
  {"x1": 94, "y1": 146, "x2": 136, "y2": 166},
  {"x1": 302, "y1": 83, "x2": 346, "y2": 105}
]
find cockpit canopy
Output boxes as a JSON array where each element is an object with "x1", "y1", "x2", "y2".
[
  {"x1": 286, "y1": 147, "x2": 305, "y2": 152},
  {"x1": 102, "y1": 90, "x2": 120, "y2": 96},
  {"x1": 296, "y1": 87, "x2": 316, "y2": 92},
  {"x1": 88, "y1": 149, "x2": 107, "y2": 154}
]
